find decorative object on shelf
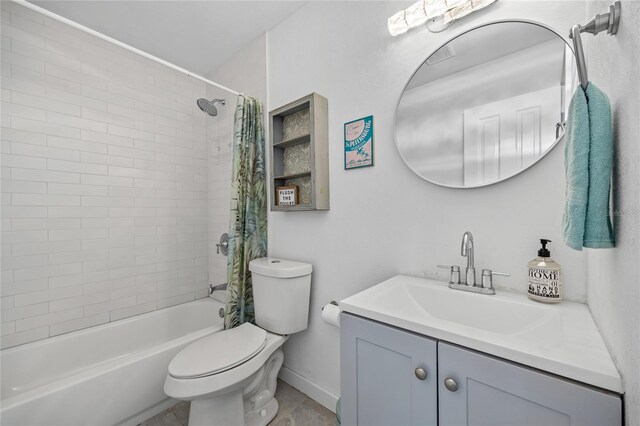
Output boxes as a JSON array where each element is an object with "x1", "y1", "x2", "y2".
[
  {"x1": 269, "y1": 92, "x2": 329, "y2": 211},
  {"x1": 344, "y1": 115, "x2": 374, "y2": 170},
  {"x1": 387, "y1": 0, "x2": 497, "y2": 36},
  {"x1": 276, "y1": 185, "x2": 299, "y2": 207}
]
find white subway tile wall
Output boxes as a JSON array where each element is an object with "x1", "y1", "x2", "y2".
[
  {"x1": 206, "y1": 87, "x2": 233, "y2": 289},
  {"x1": 0, "y1": 2, "x2": 233, "y2": 349}
]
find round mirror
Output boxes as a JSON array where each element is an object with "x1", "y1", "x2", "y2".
[{"x1": 395, "y1": 21, "x2": 577, "y2": 188}]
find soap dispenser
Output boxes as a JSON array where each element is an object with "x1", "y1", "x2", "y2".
[{"x1": 527, "y1": 239, "x2": 563, "y2": 303}]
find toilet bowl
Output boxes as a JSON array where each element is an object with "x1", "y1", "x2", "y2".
[{"x1": 164, "y1": 258, "x2": 312, "y2": 426}]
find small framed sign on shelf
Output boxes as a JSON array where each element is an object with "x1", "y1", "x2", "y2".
[{"x1": 276, "y1": 185, "x2": 298, "y2": 206}]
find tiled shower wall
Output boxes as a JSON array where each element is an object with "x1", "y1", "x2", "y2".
[
  {"x1": 206, "y1": 86, "x2": 234, "y2": 288},
  {"x1": 0, "y1": 2, "x2": 232, "y2": 348}
]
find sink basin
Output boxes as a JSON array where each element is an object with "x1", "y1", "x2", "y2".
[
  {"x1": 343, "y1": 275, "x2": 559, "y2": 337},
  {"x1": 402, "y1": 280, "x2": 558, "y2": 335},
  {"x1": 340, "y1": 275, "x2": 621, "y2": 393}
]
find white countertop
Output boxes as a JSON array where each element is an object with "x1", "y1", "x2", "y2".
[{"x1": 340, "y1": 275, "x2": 622, "y2": 393}]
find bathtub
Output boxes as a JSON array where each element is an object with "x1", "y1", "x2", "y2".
[{"x1": 1, "y1": 295, "x2": 225, "y2": 426}]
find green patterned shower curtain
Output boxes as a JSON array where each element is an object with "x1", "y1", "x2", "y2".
[{"x1": 224, "y1": 95, "x2": 267, "y2": 329}]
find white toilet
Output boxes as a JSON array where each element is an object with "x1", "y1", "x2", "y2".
[{"x1": 164, "y1": 258, "x2": 312, "y2": 426}]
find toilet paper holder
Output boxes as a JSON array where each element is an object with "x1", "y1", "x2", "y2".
[
  {"x1": 322, "y1": 301, "x2": 339, "y2": 311},
  {"x1": 321, "y1": 301, "x2": 341, "y2": 328}
]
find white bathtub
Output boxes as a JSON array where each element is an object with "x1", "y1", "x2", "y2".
[{"x1": 1, "y1": 296, "x2": 225, "y2": 426}]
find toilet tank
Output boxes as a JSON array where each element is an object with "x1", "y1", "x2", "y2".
[{"x1": 249, "y1": 258, "x2": 312, "y2": 335}]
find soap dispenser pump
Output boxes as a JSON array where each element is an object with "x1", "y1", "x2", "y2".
[{"x1": 527, "y1": 239, "x2": 563, "y2": 303}]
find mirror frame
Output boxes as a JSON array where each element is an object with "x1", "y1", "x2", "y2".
[{"x1": 394, "y1": 19, "x2": 572, "y2": 189}]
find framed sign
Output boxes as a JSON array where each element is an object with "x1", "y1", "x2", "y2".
[
  {"x1": 276, "y1": 185, "x2": 298, "y2": 206},
  {"x1": 344, "y1": 115, "x2": 374, "y2": 170}
]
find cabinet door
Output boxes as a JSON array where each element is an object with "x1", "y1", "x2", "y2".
[
  {"x1": 340, "y1": 314, "x2": 437, "y2": 426},
  {"x1": 438, "y1": 342, "x2": 622, "y2": 426}
]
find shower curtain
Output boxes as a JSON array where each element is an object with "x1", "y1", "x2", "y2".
[{"x1": 224, "y1": 95, "x2": 267, "y2": 329}]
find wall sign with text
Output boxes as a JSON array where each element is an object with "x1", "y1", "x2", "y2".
[
  {"x1": 276, "y1": 185, "x2": 298, "y2": 206},
  {"x1": 344, "y1": 115, "x2": 374, "y2": 170}
]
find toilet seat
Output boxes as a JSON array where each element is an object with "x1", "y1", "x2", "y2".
[{"x1": 168, "y1": 323, "x2": 267, "y2": 379}]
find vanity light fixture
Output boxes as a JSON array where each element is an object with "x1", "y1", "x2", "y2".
[{"x1": 387, "y1": 0, "x2": 497, "y2": 36}]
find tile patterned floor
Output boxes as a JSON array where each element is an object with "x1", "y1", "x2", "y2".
[{"x1": 141, "y1": 380, "x2": 335, "y2": 426}]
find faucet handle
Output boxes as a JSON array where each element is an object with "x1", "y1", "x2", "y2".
[
  {"x1": 481, "y1": 269, "x2": 510, "y2": 289},
  {"x1": 437, "y1": 265, "x2": 461, "y2": 284}
]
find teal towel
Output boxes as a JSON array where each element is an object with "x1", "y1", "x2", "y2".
[
  {"x1": 562, "y1": 83, "x2": 615, "y2": 250},
  {"x1": 563, "y1": 87, "x2": 590, "y2": 250},
  {"x1": 584, "y1": 83, "x2": 615, "y2": 248}
]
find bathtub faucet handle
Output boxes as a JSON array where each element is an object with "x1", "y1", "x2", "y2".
[{"x1": 216, "y1": 233, "x2": 229, "y2": 256}]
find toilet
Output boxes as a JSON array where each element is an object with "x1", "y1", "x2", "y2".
[{"x1": 164, "y1": 258, "x2": 312, "y2": 426}]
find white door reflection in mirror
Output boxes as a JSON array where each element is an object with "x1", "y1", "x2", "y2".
[{"x1": 463, "y1": 86, "x2": 559, "y2": 186}]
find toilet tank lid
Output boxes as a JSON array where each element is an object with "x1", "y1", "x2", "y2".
[{"x1": 249, "y1": 258, "x2": 312, "y2": 278}]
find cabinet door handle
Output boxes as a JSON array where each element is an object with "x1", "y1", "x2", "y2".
[
  {"x1": 444, "y1": 378, "x2": 458, "y2": 392},
  {"x1": 414, "y1": 368, "x2": 427, "y2": 381}
]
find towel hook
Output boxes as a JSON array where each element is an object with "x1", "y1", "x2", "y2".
[{"x1": 569, "y1": 1, "x2": 621, "y2": 90}]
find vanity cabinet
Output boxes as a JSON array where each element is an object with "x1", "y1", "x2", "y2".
[
  {"x1": 438, "y1": 342, "x2": 621, "y2": 426},
  {"x1": 340, "y1": 314, "x2": 437, "y2": 426},
  {"x1": 341, "y1": 313, "x2": 622, "y2": 426}
]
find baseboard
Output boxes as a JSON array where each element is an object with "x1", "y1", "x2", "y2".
[
  {"x1": 116, "y1": 397, "x2": 178, "y2": 426},
  {"x1": 278, "y1": 366, "x2": 339, "y2": 414}
]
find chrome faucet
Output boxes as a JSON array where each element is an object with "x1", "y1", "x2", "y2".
[
  {"x1": 461, "y1": 231, "x2": 475, "y2": 286},
  {"x1": 208, "y1": 283, "x2": 227, "y2": 295},
  {"x1": 437, "y1": 231, "x2": 510, "y2": 295}
]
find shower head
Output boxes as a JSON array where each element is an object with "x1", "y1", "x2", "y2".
[{"x1": 197, "y1": 98, "x2": 226, "y2": 116}]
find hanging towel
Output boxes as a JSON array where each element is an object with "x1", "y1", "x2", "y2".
[
  {"x1": 562, "y1": 83, "x2": 615, "y2": 250},
  {"x1": 562, "y1": 87, "x2": 590, "y2": 250},
  {"x1": 583, "y1": 83, "x2": 615, "y2": 248}
]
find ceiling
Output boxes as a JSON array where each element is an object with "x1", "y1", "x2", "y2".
[{"x1": 29, "y1": 1, "x2": 306, "y2": 76}]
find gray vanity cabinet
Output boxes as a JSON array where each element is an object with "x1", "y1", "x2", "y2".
[
  {"x1": 341, "y1": 314, "x2": 438, "y2": 426},
  {"x1": 438, "y1": 342, "x2": 621, "y2": 426},
  {"x1": 341, "y1": 313, "x2": 622, "y2": 426}
]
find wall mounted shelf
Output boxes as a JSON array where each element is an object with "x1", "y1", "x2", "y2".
[
  {"x1": 273, "y1": 134, "x2": 311, "y2": 149},
  {"x1": 274, "y1": 171, "x2": 312, "y2": 180},
  {"x1": 269, "y1": 93, "x2": 329, "y2": 211}
]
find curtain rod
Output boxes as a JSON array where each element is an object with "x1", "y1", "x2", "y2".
[{"x1": 11, "y1": 0, "x2": 241, "y2": 96}]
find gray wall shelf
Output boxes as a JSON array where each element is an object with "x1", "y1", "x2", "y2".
[{"x1": 269, "y1": 93, "x2": 329, "y2": 211}]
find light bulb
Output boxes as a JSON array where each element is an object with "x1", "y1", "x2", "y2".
[
  {"x1": 387, "y1": 10, "x2": 409, "y2": 36},
  {"x1": 387, "y1": 0, "x2": 497, "y2": 36},
  {"x1": 445, "y1": 0, "x2": 497, "y2": 23},
  {"x1": 404, "y1": 1, "x2": 428, "y2": 27},
  {"x1": 424, "y1": 0, "x2": 447, "y2": 19}
]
